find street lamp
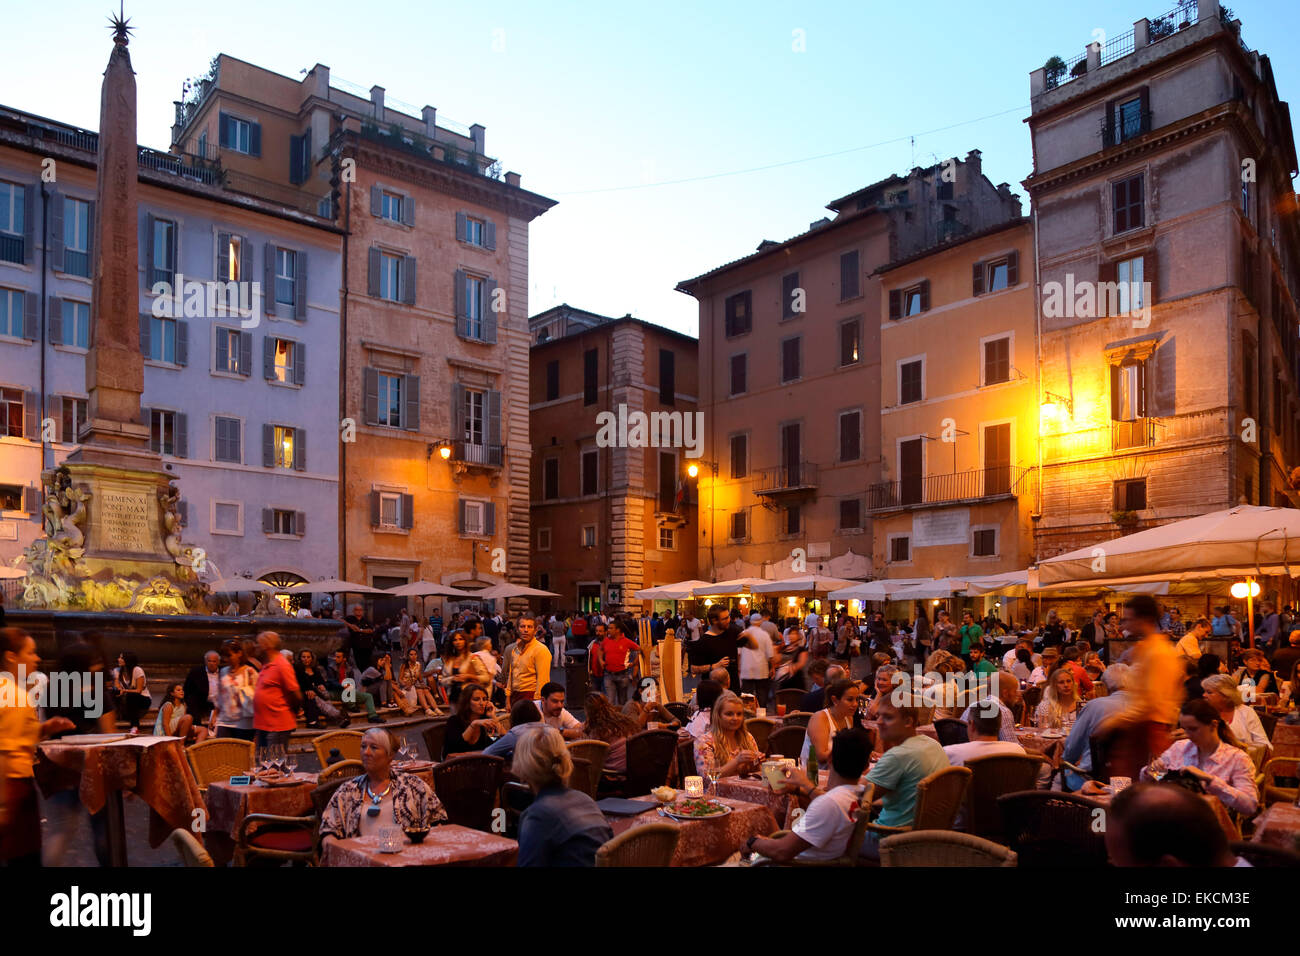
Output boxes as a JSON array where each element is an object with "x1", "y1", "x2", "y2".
[
  {"x1": 1231, "y1": 578, "x2": 1261, "y2": 647},
  {"x1": 685, "y1": 459, "x2": 719, "y2": 581}
]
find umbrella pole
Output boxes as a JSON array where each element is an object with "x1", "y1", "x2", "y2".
[{"x1": 1247, "y1": 577, "x2": 1256, "y2": 649}]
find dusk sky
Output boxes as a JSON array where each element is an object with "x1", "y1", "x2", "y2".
[{"x1": 4, "y1": 0, "x2": 1295, "y2": 337}]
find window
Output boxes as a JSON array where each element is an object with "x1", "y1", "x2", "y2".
[
  {"x1": 150, "y1": 218, "x2": 176, "y2": 286},
  {"x1": 582, "y1": 449, "x2": 599, "y2": 496},
  {"x1": 271, "y1": 339, "x2": 298, "y2": 384},
  {"x1": 783, "y1": 505, "x2": 800, "y2": 535},
  {"x1": 839, "y1": 410, "x2": 861, "y2": 462},
  {"x1": 60, "y1": 300, "x2": 90, "y2": 349},
  {"x1": 730, "y1": 511, "x2": 748, "y2": 540},
  {"x1": 659, "y1": 526, "x2": 676, "y2": 550},
  {"x1": 463, "y1": 275, "x2": 486, "y2": 339},
  {"x1": 220, "y1": 234, "x2": 242, "y2": 281},
  {"x1": 581, "y1": 524, "x2": 597, "y2": 548},
  {"x1": 899, "y1": 359, "x2": 923, "y2": 405},
  {"x1": 0, "y1": 180, "x2": 24, "y2": 263},
  {"x1": 1243, "y1": 334, "x2": 1256, "y2": 418},
  {"x1": 781, "y1": 336, "x2": 801, "y2": 383},
  {"x1": 149, "y1": 317, "x2": 178, "y2": 364},
  {"x1": 839, "y1": 498, "x2": 862, "y2": 531},
  {"x1": 658, "y1": 451, "x2": 677, "y2": 512},
  {"x1": 0, "y1": 388, "x2": 23, "y2": 438},
  {"x1": 659, "y1": 349, "x2": 676, "y2": 405},
  {"x1": 462, "y1": 388, "x2": 485, "y2": 446},
  {"x1": 465, "y1": 217, "x2": 484, "y2": 246},
  {"x1": 1110, "y1": 361, "x2": 1146, "y2": 422},
  {"x1": 729, "y1": 354, "x2": 747, "y2": 395},
  {"x1": 0, "y1": 289, "x2": 24, "y2": 338},
  {"x1": 782, "y1": 272, "x2": 800, "y2": 319},
  {"x1": 61, "y1": 397, "x2": 87, "y2": 443},
  {"x1": 376, "y1": 373, "x2": 404, "y2": 427},
  {"x1": 900, "y1": 438, "x2": 923, "y2": 505},
  {"x1": 1114, "y1": 478, "x2": 1147, "y2": 511},
  {"x1": 545, "y1": 360, "x2": 559, "y2": 401},
  {"x1": 378, "y1": 492, "x2": 405, "y2": 529},
  {"x1": 219, "y1": 113, "x2": 258, "y2": 155},
  {"x1": 215, "y1": 328, "x2": 244, "y2": 374},
  {"x1": 904, "y1": 285, "x2": 925, "y2": 316},
  {"x1": 937, "y1": 179, "x2": 954, "y2": 201},
  {"x1": 378, "y1": 252, "x2": 402, "y2": 303},
  {"x1": 973, "y1": 527, "x2": 998, "y2": 557},
  {"x1": 271, "y1": 509, "x2": 300, "y2": 535},
  {"x1": 987, "y1": 259, "x2": 1010, "y2": 292},
  {"x1": 63, "y1": 198, "x2": 90, "y2": 277},
  {"x1": 889, "y1": 535, "x2": 911, "y2": 563},
  {"x1": 1116, "y1": 256, "x2": 1145, "y2": 314},
  {"x1": 198, "y1": 130, "x2": 207, "y2": 157},
  {"x1": 543, "y1": 458, "x2": 559, "y2": 500},
  {"x1": 888, "y1": 281, "x2": 930, "y2": 320},
  {"x1": 272, "y1": 425, "x2": 298, "y2": 469},
  {"x1": 983, "y1": 336, "x2": 1010, "y2": 385},
  {"x1": 730, "y1": 433, "x2": 748, "y2": 479},
  {"x1": 1112, "y1": 174, "x2": 1144, "y2": 234},
  {"x1": 213, "y1": 501, "x2": 241, "y2": 534},
  {"x1": 840, "y1": 319, "x2": 860, "y2": 366},
  {"x1": 724, "y1": 291, "x2": 751, "y2": 337},
  {"x1": 840, "y1": 250, "x2": 861, "y2": 300},
  {"x1": 537, "y1": 527, "x2": 552, "y2": 551},
  {"x1": 214, "y1": 416, "x2": 241, "y2": 463},
  {"x1": 151, "y1": 409, "x2": 177, "y2": 456},
  {"x1": 583, "y1": 349, "x2": 598, "y2": 405},
  {"x1": 0, "y1": 484, "x2": 23, "y2": 511},
  {"x1": 972, "y1": 252, "x2": 1019, "y2": 296},
  {"x1": 380, "y1": 191, "x2": 404, "y2": 223},
  {"x1": 1110, "y1": 94, "x2": 1147, "y2": 145},
  {"x1": 275, "y1": 248, "x2": 297, "y2": 308}
]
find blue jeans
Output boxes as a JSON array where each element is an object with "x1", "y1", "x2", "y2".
[{"x1": 604, "y1": 671, "x2": 633, "y2": 706}]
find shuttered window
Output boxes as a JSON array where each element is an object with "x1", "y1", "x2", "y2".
[
  {"x1": 730, "y1": 433, "x2": 748, "y2": 479},
  {"x1": 730, "y1": 511, "x2": 748, "y2": 540},
  {"x1": 890, "y1": 536, "x2": 911, "y2": 562},
  {"x1": 218, "y1": 112, "x2": 260, "y2": 156},
  {"x1": 149, "y1": 409, "x2": 188, "y2": 457},
  {"x1": 900, "y1": 359, "x2": 923, "y2": 404},
  {"x1": 839, "y1": 410, "x2": 861, "y2": 462},
  {"x1": 582, "y1": 449, "x2": 599, "y2": 496},
  {"x1": 839, "y1": 320, "x2": 860, "y2": 366},
  {"x1": 782, "y1": 272, "x2": 800, "y2": 318},
  {"x1": 983, "y1": 337, "x2": 1010, "y2": 385},
  {"x1": 840, "y1": 250, "x2": 860, "y2": 300},
  {"x1": 729, "y1": 354, "x2": 747, "y2": 395},
  {"x1": 1112, "y1": 174, "x2": 1144, "y2": 234},
  {"x1": 724, "y1": 291, "x2": 752, "y2": 337},
  {"x1": 781, "y1": 336, "x2": 801, "y2": 383},
  {"x1": 839, "y1": 498, "x2": 862, "y2": 531},
  {"x1": 583, "y1": 349, "x2": 598, "y2": 405},
  {"x1": 214, "y1": 416, "x2": 241, "y2": 463}
]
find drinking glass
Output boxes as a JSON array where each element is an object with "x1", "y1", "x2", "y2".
[
  {"x1": 285, "y1": 751, "x2": 298, "y2": 778},
  {"x1": 707, "y1": 758, "x2": 722, "y2": 796}
]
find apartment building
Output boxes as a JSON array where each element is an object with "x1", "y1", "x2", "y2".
[
  {"x1": 528, "y1": 305, "x2": 699, "y2": 613},
  {"x1": 1027, "y1": 0, "x2": 1300, "y2": 576},
  {"x1": 171, "y1": 57, "x2": 554, "y2": 608},
  {"x1": 0, "y1": 105, "x2": 343, "y2": 586},
  {"x1": 677, "y1": 154, "x2": 1021, "y2": 582}
]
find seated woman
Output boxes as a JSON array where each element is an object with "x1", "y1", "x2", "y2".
[
  {"x1": 864, "y1": 665, "x2": 898, "y2": 720},
  {"x1": 923, "y1": 650, "x2": 966, "y2": 721},
  {"x1": 1142, "y1": 698, "x2": 1259, "y2": 817},
  {"x1": 1201, "y1": 674, "x2": 1270, "y2": 756},
  {"x1": 152, "y1": 682, "x2": 206, "y2": 742},
  {"x1": 400, "y1": 648, "x2": 443, "y2": 717},
  {"x1": 1034, "y1": 665, "x2": 1082, "y2": 731},
  {"x1": 581, "y1": 692, "x2": 642, "y2": 776},
  {"x1": 622, "y1": 678, "x2": 680, "y2": 730},
  {"x1": 694, "y1": 690, "x2": 762, "y2": 779},
  {"x1": 515, "y1": 725, "x2": 613, "y2": 866},
  {"x1": 684, "y1": 680, "x2": 723, "y2": 739},
  {"x1": 320, "y1": 728, "x2": 446, "y2": 841},
  {"x1": 295, "y1": 650, "x2": 346, "y2": 729},
  {"x1": 802, "y1": 680, "x2": 862, "y2": 766},
  {"x1": 1233, "y1": 650, "x2": 1274, "y2": 696},
  {"x1": 443, "y1": 685, "x2": 502, "y2": 759},
  {"x1": 1185, "y1": 654, "x2": 1224, "y2": 701}
]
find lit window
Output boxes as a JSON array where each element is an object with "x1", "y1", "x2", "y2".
[
  {"x1": 377, "y1": 373, "x2": 403, "y2": 427},
  {"x1": 274, "y1": 425, "x2": 296, "y2": 469}
]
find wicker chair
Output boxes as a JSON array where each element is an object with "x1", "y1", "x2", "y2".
[
  {"x1": 568, "y1": 756, "x2": 594, "y2": 797},
  {"x1": 866, "y1": 765, "x2": 972, "y2": 837},
  {"x1": 1021, "y1": 686, "x2": 1043, "y2": 713},
  {"x1": 775, "y1": 688, "x2": 806, "y2": 713},
  {"x1": 312, "y1": 730, "x2": 364, "y2": 767},
  {"x1": 676, "y1": 737, "x2": 696, "y2": 786},
  {"x1": 664, "y1": 701, "x2": 690, "y2": 725},
  {"x1": 879, "y1": 830, "x2": 1018, "y2": 867},
  {"x1": 1229, "y1": 840, "x2": 1300, "y2": 867},
  {"x1": 933, "y1": 718, "x2": 970, "y2": 746},
  {"x1": 767, "y1": 725, "x2": 806, "y2": 758},
  {"x1": 311, "y1": 777, "x2": 352, "y2": 818},
  {"x1": 1256, "y1": 709, "x2": 1279, "y2": 741},
  {"x1": 317, "y1": 759, "x2": 363, "y2": 784},
  {"x1": 500, "y1": 781, "x2": 535, "y2": 837},
  {"x1": 169, "y1": 828, "x2": 214, "y2": 867},
  {"x1": 185, "y1": 738, "x2": 254, "y2": 791},
  {"x1": 996, "y1": 790, "x2": 1109, "y2": 867},
  {"x1": 609, "y1": 730, "x2": 678, "y2": 797},
  {"x1": 567, "y1": 739, "x2": 610, "y2": 782},
  {"x1": 432, "y1": 753, "x2": 505, "y2": 831},
  {"x1": 422, "y1": 721, "x2": 448, "y2": 762},
  {"x1": 235, "y1": 810, "x2": 317, "y2": 866},
  {"x1": 1260, "y1": 757, "x2": 1300, "y2": 806},
  {"x1": 781, "y1": 711, "x2": 813, "y2": 729},
  {"x1": 595, "y1": 823, "x2": 681, "y2": 867},
  {"x1": 963, "y1": 754, "x2": 1046, "y2": 840},
  {"x1": 745, "y1": 717, "x2": 776, "y2": 753}
]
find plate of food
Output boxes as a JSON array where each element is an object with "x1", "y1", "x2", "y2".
[
  {"x1": 663, "y1": 797, "x2": 732, "y2": 820},
  {"x1": 394, "y1": 760, "x2": 435, "y2": 772},
  {"x1": 53, "y1": 734, "x2": 130, "y2": 745},
  {"x1": 1039, "y1": 731, "x2": 1066, "y2": 739},
  {"x1": 255, "y1": 772, "x2": 303, "y2": 787}
]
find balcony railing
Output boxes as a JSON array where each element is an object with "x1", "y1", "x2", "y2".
[
  {"x1": 1112, "y1": 417, "x2": 1157, "y2": 450},
  {"x1": 451, "y1": 441, "x2": 503, "y2": 467},
  {"x1": 1101, "y1": 109, "x2": 1153, "y2": 148},
  {"x1": 0, "y1": 233, "x2": 22, "y2": 265},
  {"x1": 753, "y1": 461, "x2": 819, "y2": 496},
  {"x1": 866, "y1": 466, "x2": 1029, "y2": 511},
  {"x1": 23, "y1": 121, "x2": 224, "y2": 187}
]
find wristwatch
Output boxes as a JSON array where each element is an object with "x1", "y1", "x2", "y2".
[{"x1": 745, "y1": 835, "x2": 758, "y2": 852}]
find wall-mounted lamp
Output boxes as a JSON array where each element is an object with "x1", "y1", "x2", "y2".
[
  {"x1": 1041, "y1": 391, "x2": 1074, "y2": 418},
  {"x1": 427, "y1": 440, "x2": 453, "y2": 461}
]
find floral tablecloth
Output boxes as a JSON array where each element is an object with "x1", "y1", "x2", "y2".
[
  {"x1": 205, "y1": 776, "x2": 316, "y2": 836},
  {"x1": 35, "y1": 736, "x2": 204, "y2": 849},
  {"x1": 320, "y1": 824, "x2": 518, "y2": 867},
  {"x1": 1015, "y1": 729, "x2": 1065, "y2": 756},
  {"x1": 1249, "y1": 803, "x2": 1300, "y2": 852},
  {"x1": 608, "y1": 795, "x2": 778, "y2": 866},
  {"x1": 713, "y1": 777, "x2": 802, "y2": 828}
]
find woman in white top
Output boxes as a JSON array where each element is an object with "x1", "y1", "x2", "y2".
[
  {"x1": 1034, "y1": 665, "x2": 1082, "y2": 731},
  {"x1": 214, "y1": 638, "x2": 258, "y2": 741},
  {"x1": 802, "y1": 680, "x2": 862, "y2": 766},
  {"x1": 1202, "y1": 674, "x2": 1270, "y2": 757},
  {"x1": 113, "y1": 651, "x2": 151, "y2": 733}
]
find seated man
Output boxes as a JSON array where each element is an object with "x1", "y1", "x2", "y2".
[
  {"x1": 860, "y1": 699, "x2": 950, "y2": 860},
  {"x1": 958, "y1": 671, "x2": 1020, "y2": 741},
  {"x1": 484, "y1": 700, "x2": 543, "y2": 764},
  {"x1": 323, "y1": 649, "x2": 384, "y2": 724},
  {"x1": 943, "y1": 708, "x2": 1026, "y2": 766},
  {"x1": 1104, "y1": 782, "x2": 1246, "y2": 867},
  {"x1": 747, "y1": 728, "x2": 872, "y2": 863},
  {"x1": 534, "y1": 682, "x2": 583, "y2": 741}
]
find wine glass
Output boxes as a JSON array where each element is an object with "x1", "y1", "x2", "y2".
[
  {"x1": 706, "y1": 756, "x2": 722, "y2": 796},
  {"x1": 255, "y1": 744, "x2": 270, "y2": 776},
  {"x1": 285, "y1": 750, "x2": 298, "y2": 778},
  {"x1": 396, "y1": 736, "x2": 411, "y2": 765}
]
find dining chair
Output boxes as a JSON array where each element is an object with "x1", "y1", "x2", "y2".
[
  {"x1": 962, "y1": 754, "x2": 1047, "y2": 841},
  {"x1": 168, "y1": 828, "x2": 215, "y2": 867},
  {"x1": 745, "y1": 717, "x2": 776, "y2": 753},
  {"x1": 311, "y1": 730, "x2": 364, "y2": 767},
  {"x1": 775, "y1": 688, "x2": 806, "y2": 713},
  {"x1": 676, "y1": 737, "x2": 697, "y2": 786},
  {"x1": 422, "y1": 722, "x2": 448, "y2": 763},
  {"x1": 1256, "y1": 709, "x2": 1279, "y2": 741},
  {"x1": 879, "y1": 830, "x2": 1018, "y2": 867},
  {"x1": 185, "y1": 738, "x2": 254, "y2": 792},
  {"x1": 1229, "y1": 840, "x2": 1300, "y2": 867},
  {"x1": 996, "y1": 790, "x2": 1109, "y2": 867},
  {"x1": 933, "y1": 718, "x2": 970, "y2": 746},
  {"x1": 235, "y1": 810, "x2": 318, "y2": 867},
  {"x1": 864, "y1": 766, "x2": 972, "y2": 840},
  {"x1": 568, "y1": 756, "x2": 594, "y2": 797},
  {"x1": 616, "y1": 730, "x2": 678, "y2": 796},
  {"x1": 766, "y1": 725, "x2": 807, "y2": 759},
  {"x1": 664, "y1": 701, "x2": 690, "y2": 725},
  {"x1": 317, "y1": 759, "x2": 363, "y2": 785},
  {"x1": 1260, "y1": 756, "x2": 1300, "y2": 806},
  {"x1": 431, "y1": 753, "x2": 505, "y2": 831},
  {"x1": 595, "y1": 823, "x2": 680, "y2": 867},
  {"x1": 766, "y1": 792, "x2": 874, "y2": 867},
  {"x1": 567, "y1": 739, "x2": 610, "y2": 779},
  {"x1": 781, "y1": 711, "x2": 813, "y2": 729},
  {"x1": 500, "y1": 781, "x2": 535, "y2": 837}
]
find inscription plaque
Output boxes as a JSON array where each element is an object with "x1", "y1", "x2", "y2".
[{"x1": 99, "y1": 490, "x2": 153, "y2": 554}]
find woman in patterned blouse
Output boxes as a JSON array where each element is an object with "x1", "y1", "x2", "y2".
[
  {"x1": 1143, "y1": 698, "x2": 1259, "y2": 816},
  {"x1": 694, "y1": 691, "x2": 761, "y2": 779},
  {"x1": 320, "y1": 728, "x2": 446, "y2": 841}
]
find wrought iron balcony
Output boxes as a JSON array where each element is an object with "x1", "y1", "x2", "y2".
[
  {"x1": 451, "y1": 440, "x2": 503, "y2": 467},
  {"x1": 866, "y1": 466, "x2": 1028, "y2": 512},
  {"x1": 1101, "y1": 109, "x2": 1152, "y2": 148},
  {"x1": 753, "y1": 461, "x2": 819, "y2": 497},
  {"x1": 1112, "y1": 417, "x2": 1157, "y2": 451}
]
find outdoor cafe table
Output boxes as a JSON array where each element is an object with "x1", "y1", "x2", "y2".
[
  {"x1": 35, "y1": 735, "x2": 204, "y2": 866},
  {"x1": 1015, "y1": 728, "x2": 1066, "y2": 756},
  {"x1": 608, "y1": 795, "x2": 779, "y2": 866},
  {"x1": 320, "y1": 824, "x2": 518, "y2": 867},
  {"x1": 1249, "y1": 803, "x2": 1300, "y2": 852}
]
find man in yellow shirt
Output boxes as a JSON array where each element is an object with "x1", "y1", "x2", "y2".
[
  {"x1": 505, "y1": 616, "x2": 552, "y2": 707},
  {"x1": 1121, "y1": 595, "x2": 1184, "y2": 757}
]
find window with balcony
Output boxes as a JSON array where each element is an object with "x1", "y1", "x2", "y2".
[
  {"x1": 982, "y1": 336, "x2": 1010, "y2": 385},
  {"x1": 1112, "y1": 174, "x2": 1145, "y2": 234},
  {"x1": 983, "y1": 423, "x2": 1011, "y2": 496},
  {"x1": 1114, "y1": 478, "x2": 1147, "y2": 511},
  {"x1": 0, "y1": 180, "x2": 25, "y2": 264},
  {"x1": 462, "y1": 388, "x2": 485, "y2": 446},
  {"x1": 899, "y1": 359, "x2": 923, "y2": 405},
  {"x1": 1111, "y1": 361, "x2": 1146, "y2": 422}
]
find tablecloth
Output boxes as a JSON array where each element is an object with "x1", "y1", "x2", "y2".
[
  {"x1": 205, "y1": 776, "x2": 315, "y2": 835},
  {"x1": 320, "y1": 824, "x2": 518, "y2": 867},
  {"x1": 606, "y1": 795, "x2": 778, "y2": 867},
  {"x1": 1249, "y1": 803, "x2": 1300, "y2": 852}
]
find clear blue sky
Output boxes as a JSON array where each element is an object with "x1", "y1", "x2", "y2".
[{"x1": 5, "y1": 0, "x2": 1295, "y2": 337}]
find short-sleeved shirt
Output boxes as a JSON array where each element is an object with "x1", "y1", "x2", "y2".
[
  {"x1": 254, "y1": 654, "x2": 301, "y2": 732},
  {"x1": 942, "y1": 740, "x2": 1026, "y2": 767},
  {"x1": 865, "y1": 734, "x2": 949, "y2": 829},
  {"x1": 535, "y1": 702, "x2": 582, "y2": 735},
  {"x1": 791, "y1": 784, "x2": 864, "y2": 862},
  {"x1": 0, "y1": 673, "x2": 38, "y2": 779},
  {"x1": 739, "y1": 627, "x2": 773, "y2": 680}
]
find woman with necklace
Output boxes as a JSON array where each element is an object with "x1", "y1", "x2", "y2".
[{"x1": 319, "y1": 728, "x2": 446, "y2": 842}]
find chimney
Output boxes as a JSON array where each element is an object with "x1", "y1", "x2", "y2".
[
  {"x1": 422, "y1": 106, "x2": 437, "y2": 139},
  {"x1": 370, "y1": 85, "x2": 385, "y2": 120},
  {"x1": 505, "y1": 171, "x2": 521, "y2": 187},
  {"x1": 469, "y1": 123, "x2": 486, "y2": 156},
  {"x1": 964, "y1": 149, "x2": 982, "y2": 177},
  {"x1": 809, "y1": 217, "x2": 831, "y2": 231},
  {"x1": 309, "y1": 64, "x2": 330, "y2": 99}
]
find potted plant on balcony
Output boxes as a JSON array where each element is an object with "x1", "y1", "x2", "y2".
[
  {"x1": 1043, "y1": 56, "x2": 1067, "y2": 90},
  {"x1": 1111, "y1": 509, "x2": 1139, "y2": 528},
  {"x1": 1070, "y1": 58, "x2": 1088, "y2": 78}
]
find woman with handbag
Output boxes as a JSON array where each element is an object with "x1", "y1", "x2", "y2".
[{"x1": 214, "y1": 639, "x2": 259, "y2": 741}]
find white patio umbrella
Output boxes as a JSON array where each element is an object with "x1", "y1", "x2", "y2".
[
  {"x1": 828, "y1": 578, "x2": 931, "y2": 601},
  {"x1": 750, "y1": 575, "x2": 860, "y2": 594},
  {"x1": 693, "y1": 577, "x2": 771, "y2": 597},
  {"x1": 385, "y1": 581, "x2": 477, "y2": 598},
  {"x1": 963, "y1": 570, "x2": 1029, "y2": 596},
  {"x1": 888, "y1": 578, "x2": 971, "y2": 601},
  {"x1": 464, "y1": 582, "x2": 560, "y2": 600},
  {"x1": 206, "y1": 574, "x2": 277, "y2": 594},
  {"x1": 287, "y1": 578, "x2": 387, "y2": 595},
  {"x1": 633, "y1": 579, "x2": 712, "y2": 600}
]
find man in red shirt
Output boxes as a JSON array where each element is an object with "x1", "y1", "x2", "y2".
[
  {"x1": 253, "y1": 631, "x2": 301, "y2": 749},
  {"x1": 592, "y1": 622, "x2": 641, "y2": 705}
]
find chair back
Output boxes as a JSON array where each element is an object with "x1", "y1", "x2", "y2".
[
  {"x1": 1090, "y1": 720, "x2": 1152, "y2": 782},
  {"x1": 879, "y1": 830, "x2": 1018, "y2": 867},
  {"x1": 963, "y1": 753, "x2": 1045, "y2": 839},
  {"x1": 317, "y1": 759, "x2": 363, "y2": 785},
  {"x1": 664, "y1": 701, "x2": 690, "y2": 725},
  {"x1": 913, "y1": 765, "x2": 973, "y2": 830},
  {"x1": 676, "y1": 737, "x2": 696, "y2": 786},
  {"x1": 431, "y1": 753, "x2": 506, "y2": 831},
  {"x1": 1229, "y1": 840, "x2": 1300, "y2": 867},
  {"x1": 1261, "y1": 756, "x2": 1300, "y2": 806},
  {"x1": 622, "y1": 730, "x2": 678, "y2": 795},
  {"x1": 312, "y1": 730, "x2": 364, "y2": 767},
  {"x1": 996, "y1": 790, "x2": 1109, "y2": 867},
  {"x1": 501, "y1": 781, "x2": 535, "y2": 837},
  {"x1": 767, "y1": 725, "x2": 806, "y2": 758},
  {"x1": 311, "y1": 775, "x2": 355, "y2": 817},
  {"x1": 745, "y1": 717, "x2": 776, "y2": 753},
  {"x1": 186, "y1": 738, "x2": 254, "y2": 790},
  {"x1": 1021, "y1": 685, "x2": 1043, "y2": 713},
  {"x1": 933, "y1": 718, "x2": 970, "y2": 746},
  {"x1": 781, "y1": 711, "x2": 812, "y2": 729},
  {"x1": 595, "y1": 822, "x2": 681, "y2": 867},
  {"x1": 568, "y1": 756, "x2": 594, "y2": 797},
  {"x1": 775, "y1": 688, "x2": 806, "y2": 712},
  {"x1": 169, "y1": 827, "x2": 215, "y2": 867},
  {"x1": 567, "y1": 740, "x2": 609, "y2": 794},
  {"x1": 422, "y1": 721, "x2": 448, "y2": 762},
  {"x1": 1257, "y1": 710, "x2": 1279, "y2": 741}
]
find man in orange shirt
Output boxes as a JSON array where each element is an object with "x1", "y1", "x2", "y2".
[
  {"x1": 505, "y1": 616, "x2": 552, "y2": 707},
  {"x1": 1121, "y1": 595, "x2": 1183, "y2": 758},
  {"x1": 253, "y1": 631, "x2": 302, "y2": 749}
]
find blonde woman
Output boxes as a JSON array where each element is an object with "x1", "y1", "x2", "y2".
[
  {"x1": 924, "y1": 649, "x2": 966, "y2": 721},
  {"x1": 1201, "y1": 674, "x2": 1270, "y2": 755},
  {"x1": 693, "y1": 690, "x2": 762, "y2": 780},
  {"x1": 514, "y1": 725, "x2": 613, "y2": 866},
  {"x1": 1035, "y1": 666, "x2": 1082, "y2": 731}
]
